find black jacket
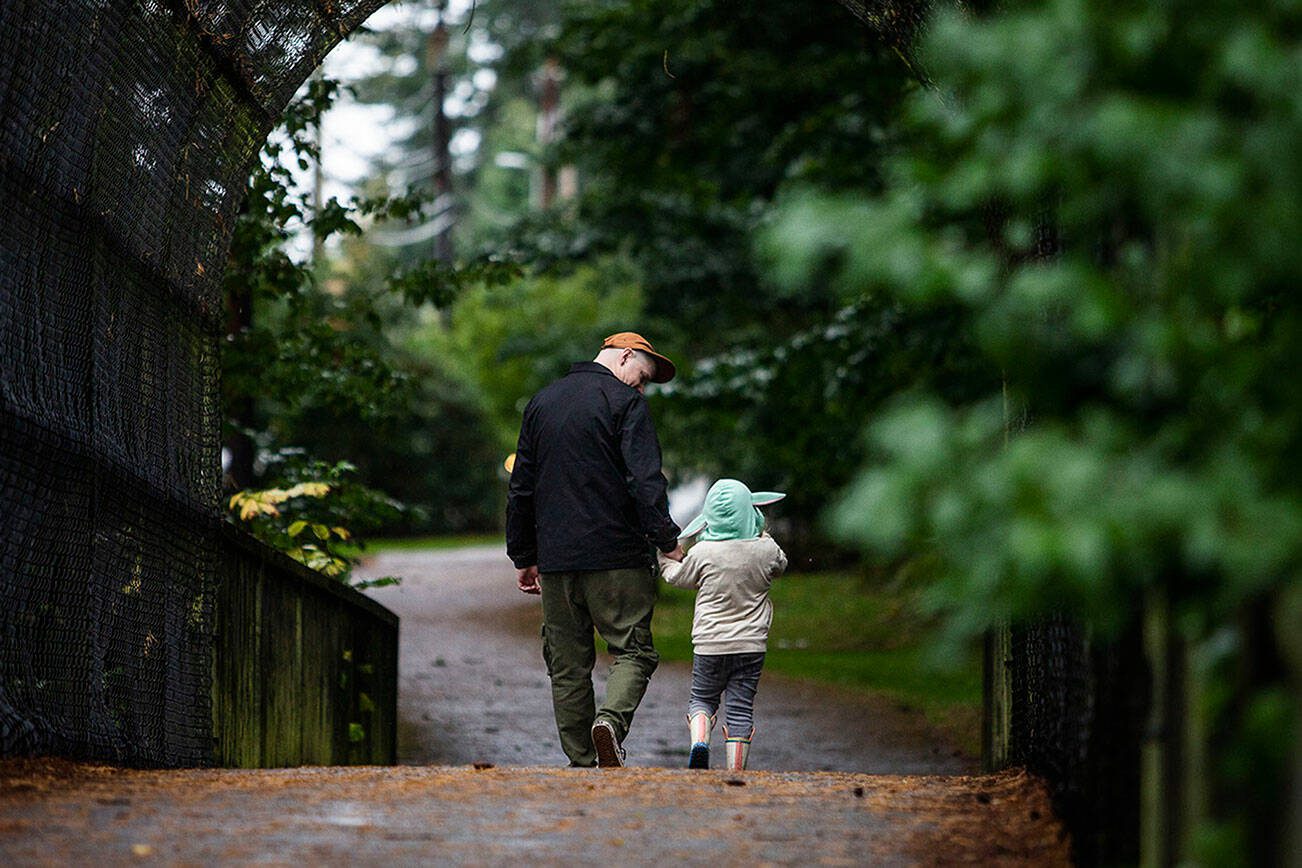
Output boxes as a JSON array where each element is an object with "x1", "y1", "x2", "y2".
[{"x1": 506, "y1": 362, "x2": 680, "y2": 572}]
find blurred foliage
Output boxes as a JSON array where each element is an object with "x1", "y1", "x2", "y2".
[
  {"x1": 767, "y1": 0, "x2": 1302, "y2": 638},
  {"x1": 659, "y1": 297, "x2": 987, "y2": 556},
  {"x1": 503, "y1": 0, "x2": 920, "y2": 343},
  {"x1": 470, "y1": 0, "x2": 952, "y2": 560},
  {"x1": 319, "y1": 1, "x2": 947, "y2": 554},
  {"x1": 280, "y1": 356, "x2": 505, "y2": 535},
  {"x1": 411, "y1": 256, "x2": 645, "y2": 449},
  {"x1": 224, "y1": 76, "x2": 413, "y2": 443},
  {"x1": 223, "y1": 73, "x2": 507, "y2": 535},
  {"x1": 766, "y1": 0, "x2": 1300, "y2": 857},
  {"x1": 347, "y1": 0, "x2": 562, "y2": 258}
]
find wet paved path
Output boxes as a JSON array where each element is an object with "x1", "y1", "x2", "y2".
[
  {"x1": 0, "y1": 546, "x2": 1072, "y2": 864},
  {"x1": 361, "y1": 545, "x2": 973, "y2": 774},
  {"x1": 0, "y1": 761, "x2": 1069, "y2": 865}
]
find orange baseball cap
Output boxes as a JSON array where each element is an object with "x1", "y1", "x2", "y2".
[{"x1": 601, "y1": 332, "x2": 677, "y2": 383}]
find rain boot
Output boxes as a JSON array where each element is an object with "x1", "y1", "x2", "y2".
[
  {"x1": 687, "y1": 711, "x2": 715, "y2": 769},
  {"x1": 724, "y1": 726, "x2": 753, "y2": 770}
]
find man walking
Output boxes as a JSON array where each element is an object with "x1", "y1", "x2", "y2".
[{"x1": 507, "y1": 332, "x2": 684, "y2": 767}]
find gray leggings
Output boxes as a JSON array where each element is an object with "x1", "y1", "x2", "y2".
[{"x1": 688, "y1": 652, "x2": 765, "y2": 735}]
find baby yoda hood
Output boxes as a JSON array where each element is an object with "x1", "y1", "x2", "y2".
[{"x1": 681, "y1": 479, "x2": 785, "y2": 542}]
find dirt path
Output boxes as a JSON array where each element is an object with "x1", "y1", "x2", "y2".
[
  {"x1": 359, "y1": 546, "x2": 973, "y2": 774},
  {"x1": 0, "y1": 760, "x2": 1070, "y2": 865},
  {"x1": 0, "y1": 547, "x2": 1073, "y2": 864}
]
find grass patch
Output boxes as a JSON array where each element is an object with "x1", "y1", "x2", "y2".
[
  {"x1": 650, "y1": 571, "x2": 982, "y2": 754},
  {"x1": 347, "y1": 533, "x2": 504, "y2": 556}
]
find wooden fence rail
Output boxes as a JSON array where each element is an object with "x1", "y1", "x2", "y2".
[{"x1": 212, "y1": 525, "x2": 398, "y2": 767}]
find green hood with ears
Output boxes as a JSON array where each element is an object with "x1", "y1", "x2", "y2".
[{"x1": 680, "y1": 478, "x2": 785, "y2": 542}]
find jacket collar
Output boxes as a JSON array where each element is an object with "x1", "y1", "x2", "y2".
[{"x1": 569, "y1": 361, "x2": 615, "y2": 377}]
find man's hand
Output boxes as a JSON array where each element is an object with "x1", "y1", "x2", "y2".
[
  {"x1": 662, "y1": 544, "x2": 685, "y2": 562},
  {"x1": 517, "y1": 565, "x2": 541, "y2": 595}
]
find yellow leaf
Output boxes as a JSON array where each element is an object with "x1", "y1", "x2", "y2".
[
  {"x1": 262, "y1": 488, "x2": 291, "y2": 504},
  {"x1": 331, "y1": 526, "x2": 351, "y2": 540}
]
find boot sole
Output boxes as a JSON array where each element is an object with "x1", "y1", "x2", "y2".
[
  {"x1": 591, "y1": 721, "x2": 624, "y2": 768},
  {"x1": 688, "y1": 743, "x2": 709, "y2": 769}
]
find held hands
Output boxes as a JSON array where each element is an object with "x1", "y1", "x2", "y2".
[
  {"x1": 521, "y1": 546, "x2": 681, "y2": 594},
  {"x1": 517, "y1": 565, "x2": 541, "y2": 595}
]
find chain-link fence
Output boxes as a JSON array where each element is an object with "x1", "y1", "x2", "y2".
[{"x1": 0, "y1": 0, "x2": 389, "y2": 767}]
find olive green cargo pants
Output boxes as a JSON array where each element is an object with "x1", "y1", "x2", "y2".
[{"x1": 539, "y1": 567, "x2": 660, "y2": 767}]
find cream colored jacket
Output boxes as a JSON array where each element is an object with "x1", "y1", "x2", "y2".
[{"x1": 658, "y1": 535, "x2": 788, "y2": 655}]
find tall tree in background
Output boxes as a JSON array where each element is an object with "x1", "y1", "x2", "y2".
[{"x1": 346, "y1": 0, "x2": 563, "y2": 261}]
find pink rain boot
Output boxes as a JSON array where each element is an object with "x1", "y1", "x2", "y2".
[
  {"x1": 687, "y1": 711, "x2": 715, "y2": 769},
  {"x1": 724, "y1": 726, "x2": 753, "y2": 770}
]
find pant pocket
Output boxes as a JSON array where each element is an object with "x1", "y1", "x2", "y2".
[
  {"x1": 540, "y1": 623, "x2": 554, "y2": 677},
  {"x1": 632, "y1": 624, "x2": 659, "y2": 671}
]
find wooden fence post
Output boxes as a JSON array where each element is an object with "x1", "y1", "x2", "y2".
[
  {"x1": 1275, "y1": 586, "x2": 1302, "y2": 868},
  {"x1": 983, "y1": 623, "x2": 1013, "y2": 771},
  {"x1": 1141, "y1": 588, "x2": 1171, "y2": 868},
  {"x1": 1141, "y1": 586, "x2": 1208, "y2": 867}
]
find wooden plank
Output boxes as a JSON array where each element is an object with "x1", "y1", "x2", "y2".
[
  {"x1": 352, "y1": 620, "x2": 385, "y2": 764},
  {"x1": 299, "y1": 590, "x2": 339, "y2": 765},
  {"x1": 379, "y1": 618, "x2": 399, "y2": 764},
  {"x1": 260, "y1": 573, "x2": 303, "y2": 766},
  {"x1": 1140, "y1": 590, "x2": 1170, "y2": 868},
  {"x1": 340, "y1": 615, "x2": 359, "y2": 764},
  {"x1": 212, "y1": 552, "x2": 264, "y2": 768},
  {"x1": 982, "y1": 623, "x2": 1012, "y2": 771}
]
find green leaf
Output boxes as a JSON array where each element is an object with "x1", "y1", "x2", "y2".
[{"x1": 351, "y1": 576, "x2": 402, "y2": 591}]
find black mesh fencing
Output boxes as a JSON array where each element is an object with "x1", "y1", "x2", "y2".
[
  {"x1": 1, "y1": 0, "x2": 388, "y2": 767},
  {"x1": 1003, "y1": 616, "x2": 1147, "y2": 864}
]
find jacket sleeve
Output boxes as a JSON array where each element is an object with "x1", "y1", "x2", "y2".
[
  {"x1": 505, "y1": 402, "x2": 538, "y2": 569},
  {"x1": 659, "y1": 550, "x2": 704, "y2": 589},
  {"x1": 766, "y1": 535, "x2": 788, "y2": 578},
  {"x1": 619, "y1": 395, "x2": 681, "y2": 552}
]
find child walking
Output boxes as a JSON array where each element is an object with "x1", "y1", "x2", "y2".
[{"x1": 658, "y1": 479, "x2": 788, "y2": 770}]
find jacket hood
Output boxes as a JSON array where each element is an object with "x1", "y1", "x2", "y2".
[{"x1": 681, "y1": 478, "x2": 785, "y2": 541}]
